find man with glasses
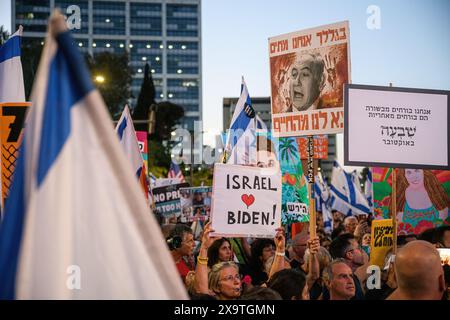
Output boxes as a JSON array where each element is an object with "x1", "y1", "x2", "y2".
[{"x1": 290, "y1": 233, "x2": 309, "y2": 269}]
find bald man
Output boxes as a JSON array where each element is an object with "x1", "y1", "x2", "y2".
[{"x1": 387, "y1": 240, "x2": 445, "y2": 300}]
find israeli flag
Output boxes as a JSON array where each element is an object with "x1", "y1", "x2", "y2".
[
  {"x1": 0, "y1": 26, "x2": 25, "y2": 102},
  {"x1": 0, "y1": 18, "x2": 187, "y2": 299},
  {"x1": 115, "y1": 105, "x2": 148, "y2": 199},
  {"x1": 329, "y1": 161, "x2": 371, "y2": 217},
  {"x1": 314, "y1": 174, "x2": 333, "y2": 234},
  {"x1": 225, "y1": 77, "x2": 256, "y2": 165}
]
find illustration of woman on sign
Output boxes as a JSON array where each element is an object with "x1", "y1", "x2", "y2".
[{"x1": 391, "y1": 169, "x2": 449, "y2": 234}]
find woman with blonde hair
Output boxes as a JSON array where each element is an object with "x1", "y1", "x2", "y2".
[{"x1": 390, "y1": 169, "x2": 449, "y2": 233}]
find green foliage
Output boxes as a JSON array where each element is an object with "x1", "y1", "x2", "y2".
[{"x1": 86, "y1": 52, "x2": 133, "y2": 118}]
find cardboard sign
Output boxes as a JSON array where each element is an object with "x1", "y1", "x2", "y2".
[
  {"x1": 369, "y1": 219, "x2": 394, "y2": 268},
  {"x1": 211, "y1": 163, "x2": 281, "y2": 238},
  {"x1": 344, "y1": 84, "x2": 450, "y2": 170},
  {"x1": 269, "y1": 21, "x2": 350, "y2": 137},
  {"x1": 0, "y1": 102, "x2": 31, "y2": 204},
  {"x1": 179, "y1": 186, "x2": 212, "y2": 223},
  {"x1": 152, "y1": 182, "x2": 190, "y2": 218}
]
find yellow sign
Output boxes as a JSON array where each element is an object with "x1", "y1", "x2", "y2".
[
  {"x1": 0, "y1": 102, "x2": 30, "y2": 204},
  {"x1": 369, "y1": 219, "x2": 394, "y2": 268}
]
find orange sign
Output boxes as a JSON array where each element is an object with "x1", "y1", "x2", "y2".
[
  {"x1": 297, "y1": 135, "x2": 328, "y2": 159},
  {"x1": 0, "y1": 102, "x2": 31, "y2": 203}
]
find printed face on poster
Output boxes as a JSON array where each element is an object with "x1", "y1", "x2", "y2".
[
  {"x1": 344, "y1": 84, "x2": 450, "y2": 170},
  {"x1": 179, "y1": 186, "x2": 212, "y2": 223},
  {"x1": 211, "y1": 163, "x2": 281, "y2": 238},
  {"x1": 269, "y1": 21, "x2": 350, "y2": 137}
]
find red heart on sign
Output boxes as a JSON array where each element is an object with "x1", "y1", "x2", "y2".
[{"x1": 241, "y1": 194, "x2": 255, "y2": 208}]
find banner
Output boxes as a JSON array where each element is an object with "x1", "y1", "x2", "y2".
[
  {"x1": 153, "y1": 182, "x2": 190, "y2": 218},
  {"x1": 269, "y1": 21, "x2": 350, "y2": 137},
  {"x1": 211, "y1": 163, "x2": 281, "y2": 238},
  {"x1": 179, "y1": 186, "x2": 212, "y2": 223},
  {"x1": 369, "y1": 219, "x2": 394, "y2": 268},
  {"x1": 344, "y1": 84, "x2": 450, "y2": 170},
  {"x1": 136, "y1": 131, "x2": 148, "y2": 175},
  {"x1": 297, "y1": 135, "x2": 328, "y2": 159},
  {"x1": 373, "y1": 167, "x2": 450, "y2": 235},
  {"x1": 0, "y1": 102, "x2": 30, "y2": 204}
]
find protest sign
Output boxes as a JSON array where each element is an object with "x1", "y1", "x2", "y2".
[
  {"x1": 152, "y1": 182, "x2": 190, "y2": 218},
  {"x1": 136, "y1": 131, "x2": 148, "y2": 175},
  {"x1": 344, "y1": 84, "x2": 450, "y2": 170},
  {"x1": 179, "y1": 186, "x2": 212, "y2": 223},
  {"x1": 297, "y1": 135, "x2": 328, "y2": 159},
  {"x1": 0, "y1": 102, "x2": 30, "y2": 204},
  {"x1": 369, "y1": 219, "x2": 394, "y2": 268},
  {"x1": 255, "y1": 132, "x2": 309, "y2": 225},
  {"x1": 372, "y1": 167, "x2": 450, "y2": 235},
  {"x1": 211, "y1": 163, "x2": 281, "y2": 238},
  {"x1": 269, "y1": 21, "x2": 350, "y2": 137}
]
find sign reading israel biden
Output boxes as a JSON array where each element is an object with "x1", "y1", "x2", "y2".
[{"x1": 211, "y1": 164, "x2": 282, "y2": 238}]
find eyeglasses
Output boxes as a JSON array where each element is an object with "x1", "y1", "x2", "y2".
[{"x1": 220, "y1": 274, "x2": 243, "y2": 282}]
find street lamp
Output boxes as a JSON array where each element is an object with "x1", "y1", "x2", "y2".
[{"x1": 94, "y1": 75, "x2": 105, "y2": 83}]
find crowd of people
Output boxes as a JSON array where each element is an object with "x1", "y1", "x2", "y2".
[{"x1": 163, "y1": 210, "x2": 450, "y2": 300}]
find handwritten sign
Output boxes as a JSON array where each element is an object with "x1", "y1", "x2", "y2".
[
  {"x1": 211, "y1": 163, "x2": 281, "y2": 238},
  {"x1": 369, "y1": 219, "x2": 394, "y2": 268},
  {"x1": 345, "y1": 84, "x2": 449, "y2": 170}
]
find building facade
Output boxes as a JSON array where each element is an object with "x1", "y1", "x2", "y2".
[
  {"x1": 222, "y1": 96, "x2": 336, "y2": 180},
  {"x1": 12, "y1": 0, "x2": 202, "y2": 130}
]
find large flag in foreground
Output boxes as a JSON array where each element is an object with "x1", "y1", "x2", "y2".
[
  {"x1": 0, "y1": 14, "x2": 187, "y2": 299},
  {"x1": 329, "y1": 161, "x2": 371, "y2": 217},
  {"x1": 0, "y1": 26, "x2": 25, "y2": 103},
  {"x1": 115, "y1": 105, "x2": 148, "y2": 199},
  {"x1": 225, "y1": 77, "x2": 257, "y2": 165}
]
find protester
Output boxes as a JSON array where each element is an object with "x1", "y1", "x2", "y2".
[
  {"x1": 323, "y1": 259, "x2": 356, "y2": 300},
  {"x1": 387, "y1": 240, "x2": 446, "y2": 300},
  {"x1": 433, "y1": 225, "x2": 450, "y2": 248},
  {"x1": 343, "y1": 216, "x2": 358, "y2": 235},
  {"x1": 267, "y1": 269, "x2": 309, "y2": 300},
  {"x1": 167, "y1": 224, "x2": 196, "y2": 283},
  {"x1": 303, "y1": 243, "x2": 332, "y2": 299},
  {"x1": 207, "y1": 238, "x2": 233, "y2": 268},
  {"x1": 290, "y1": 232, "x2": 309, "y2": 269},
  {"x1": 328, "y1": 233, "x2": 369, "y2": 299}
]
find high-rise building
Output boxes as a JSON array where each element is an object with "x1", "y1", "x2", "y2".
[
  {"x1": 12, "y1": 0, "x2": 202, "y2": 131},
  {"x1": 222, "y1": 96, "x2": 336, "y2": 180}
]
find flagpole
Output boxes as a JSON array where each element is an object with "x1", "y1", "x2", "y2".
[
  {"x1": 307, "y1": 136, "x2": 316, "y2": 239},
  {"x1": 391, "y1": 168, "x2": 397, "y2": 254}
]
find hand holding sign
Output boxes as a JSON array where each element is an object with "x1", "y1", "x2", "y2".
[
  {"x1": 200, "y1": 221, "x2": 219, "y2": 250},
  {"x1": 274, "y1": 227, "x2": 286, "y2": 253}
]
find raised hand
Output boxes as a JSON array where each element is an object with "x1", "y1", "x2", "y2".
[{"x1": 324, "y1": 54, "x2": 337, "y2": 89}]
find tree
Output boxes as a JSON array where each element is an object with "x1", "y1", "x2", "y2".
[
  {"x1": 133, "y1": 63, "x2": 155, "y2": 132},
  {"x1": 21, "y1": 39, "x2": 43, "y2": 100},
  {"x1": 0, "y1": 25, "x2": 9, "y2": 45},
  {"x1": 86, "y1": 52, "x2": 133, "y2": 118}
]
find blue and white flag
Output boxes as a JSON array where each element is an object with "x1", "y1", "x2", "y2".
[
  {"x1": 329, "y1": 161, "x2": 371, "y2": 217},
  {"x1": 225, "y1": 77, "x2": 256, "y2": 165},
  {"x1": 115, "y1": 104, "x2": 148, "y2": 198},
  {"x1": 314, "y1": 173, "x2": 333, "y2": 234},
  {"x1": 0, "y1": 16, "x2": 187, "y2": 299},
  {"x1": 0, "y1": 26, "x2": 25, "y2": 102},
  {"x1": 365, "y1": 168, "x2": 373, "y2": 210},
  {"x1": 255, "y1": 114, "x2": 267, "y2": 131}
]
